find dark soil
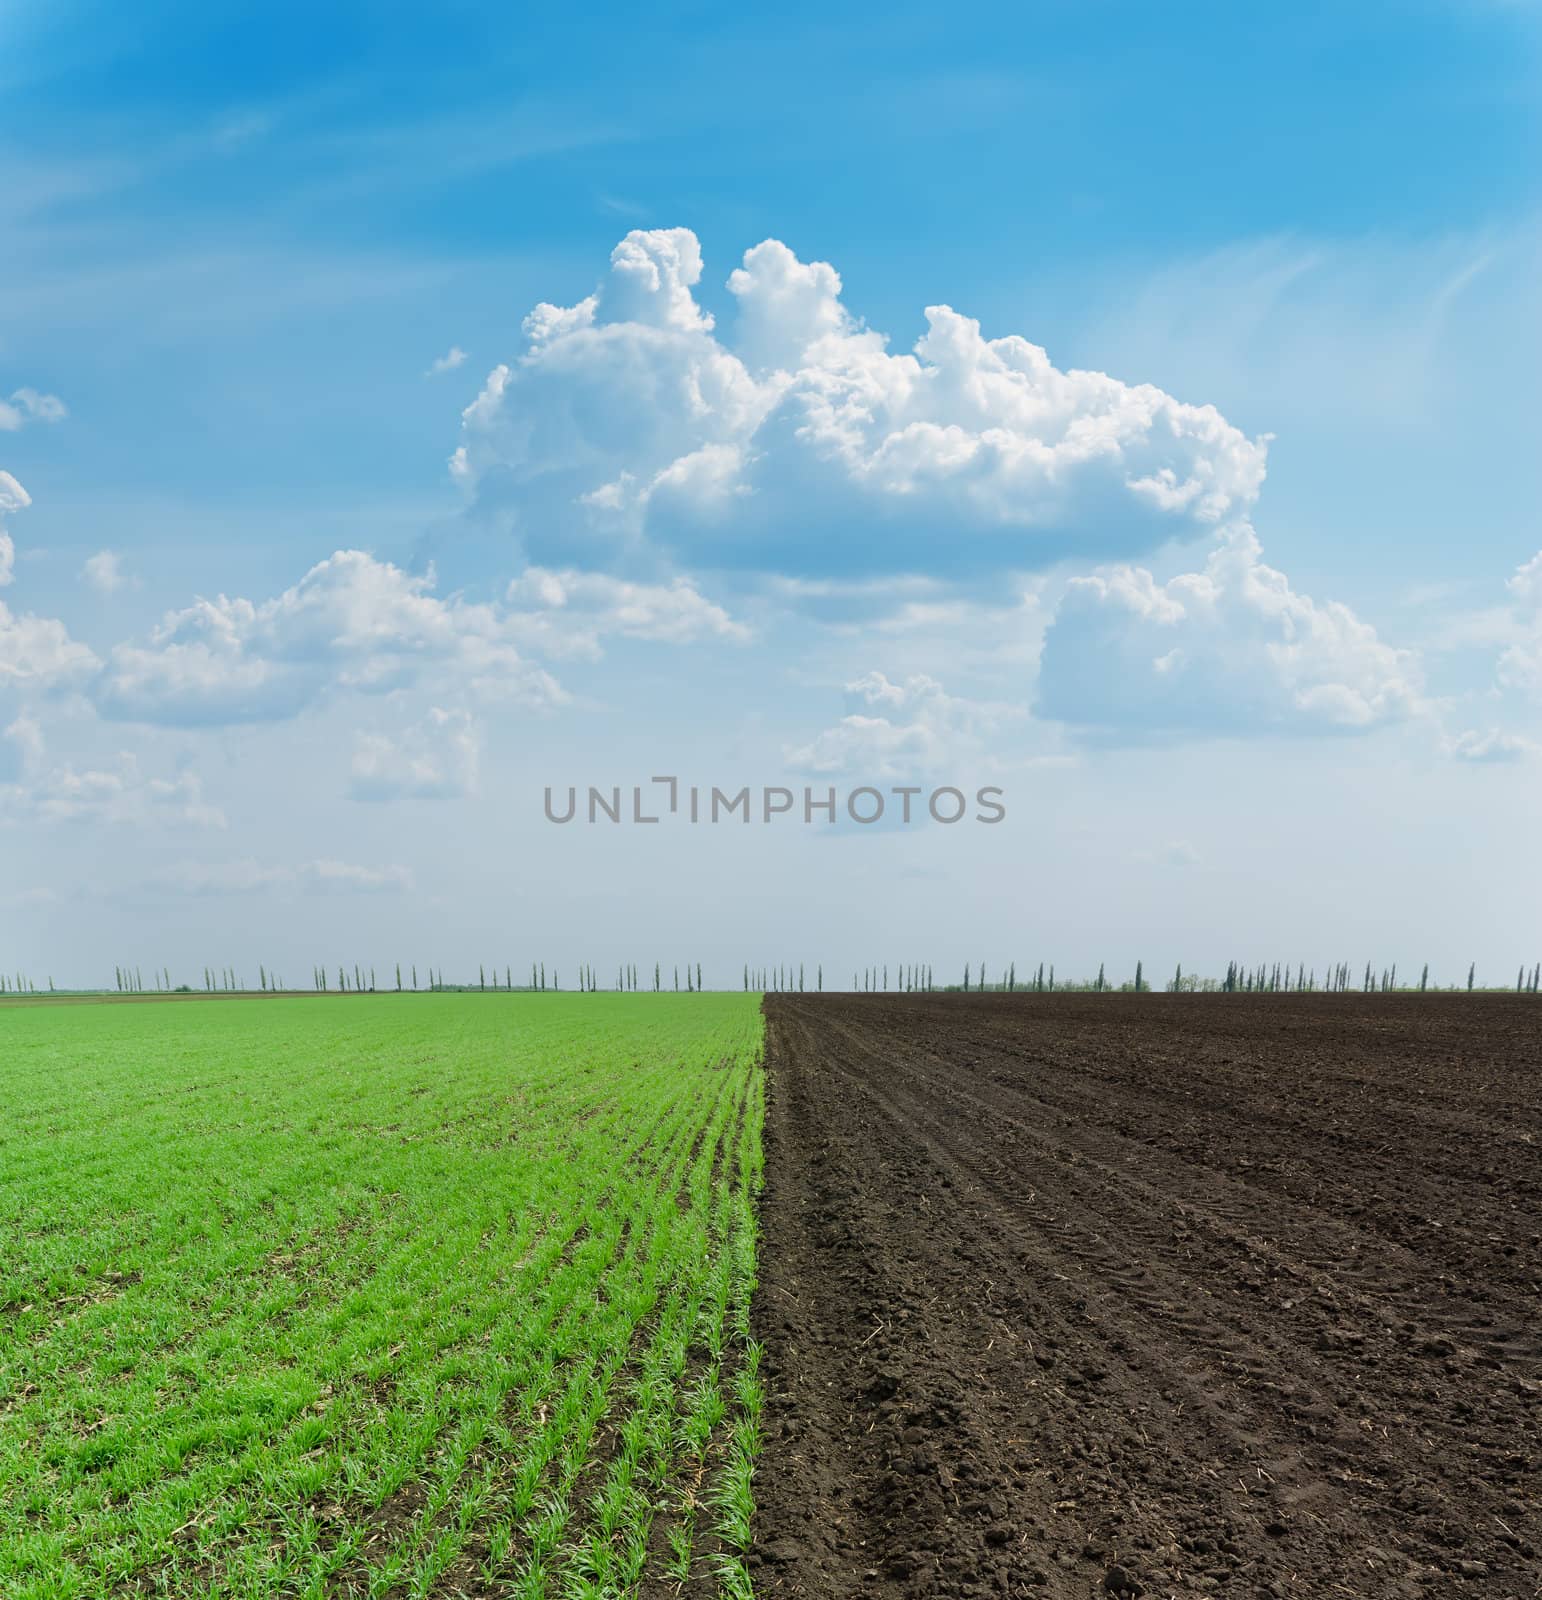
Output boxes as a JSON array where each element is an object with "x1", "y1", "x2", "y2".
[{"x1": 749, "y1": 994, "x2": 1541, "y2": 1600}]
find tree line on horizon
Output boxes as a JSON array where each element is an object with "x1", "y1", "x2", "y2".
[{"x1": 9, "y1": 958, "x2": 1541, "y2": 999}]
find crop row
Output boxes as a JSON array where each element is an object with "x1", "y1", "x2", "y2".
[{"x1": 0, "y1": 992, "x2": 764, "y2": 1598}]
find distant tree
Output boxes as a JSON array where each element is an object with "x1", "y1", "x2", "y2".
[
  {"x1": 1135, "y1": 960, "x2": 1144, "y2": 993},
  {"x1": 799, "y1": 963, "x2": 804, "y2": 992},
  {"x1": 1420, "y1": 963, "x2": 1429, "y2": 993},
  {"x1": 1174, "y1": 962, "x2": 1182, "y2": 992},
  {"x1": 1097, "y1": 962, "x2": 1106, "y2": 992},
  {"x1": 817, "y1": 963, "x2": 823, "y2": 992},
  {"x1": 962, "y1": 963, "x2": 970, "y2": 993},
  {"x1": 655, "y1": 962, "x2": 660, "y2": 992},
  {"x1": 1467, "y1": 963, "x2": 1475, "y2": 992}
]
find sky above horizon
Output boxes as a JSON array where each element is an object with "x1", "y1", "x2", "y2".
[{"x1": 3, "y1": 0, "x2": 1540, "y2": 989}]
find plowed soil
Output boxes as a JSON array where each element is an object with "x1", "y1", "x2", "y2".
[{"x1": 749, "y1": 994, "x2": 1540, "y2": 1600}]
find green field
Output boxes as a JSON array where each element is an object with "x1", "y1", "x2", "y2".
[{"x1": 0, "y1": 993, "x2": 765, "y2": 1599}]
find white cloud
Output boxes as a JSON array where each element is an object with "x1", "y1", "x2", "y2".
[
  {"x1": 1, "y1": 602, "x2": 100, "y2": 692},
  {"x1": 0, "y1": 469, "x2": 29, "y2": 587},
  {"x1": 1496, "y1": 550, "x2": 1542, "y2": 698},
  {"x1": 787, "y1": 670, "x2": 1018, "y2": 776},
  {"x1": 82, "y1": 549, "x2": 129, "y2": 594},
  {"x1": 0, "y1": 715, "x2": 40, "y2": 782},
  {"x1": 0, "y1": 475, "x2": 101, "y2": 690},
  {"x1": 154, "y1": 857, "x2": 414, "y2": 895},
  {"x1": 426, "y1": 345, "x2": 467, "y2": 376},
  {"x1": 0, "y1": 719, "x2": 224, "y2": 827},
  {"x1": 349, "y1": 707, "x2": 479, "y2": 801},
  {"x1": 1037, "y1": 526, "x2": 1421, "y2": 738},
  {"x1": 0, "y1": 388, "x2": 68, "y2": 430},
  {"x1": 302, "y1": 859, "x2": 414, "y2": 893},
  {"x1": 503, "y1": 566, "x2": 749, "y2": 659},
  {"x1": 451, "y1": 228, "x2": 1268, "y2": 579},
  {"x1": 1449, "y1": 728, "x2": 1536, "y2": 764},
  {"x1": 95, "y1": 549, "x2": 563, "y2": 726}
]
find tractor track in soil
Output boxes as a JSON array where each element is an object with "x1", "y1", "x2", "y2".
[{"x1": 748, "y1": 993, "x2": 1540, "y2": 1600}]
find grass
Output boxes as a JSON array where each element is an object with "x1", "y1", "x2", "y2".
[{"x1": 0, "y1": 991, "x2": 765, "y2": 1598}]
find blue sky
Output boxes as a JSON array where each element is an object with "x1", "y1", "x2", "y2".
[{"x1": 2, "y1": 1, "x2": 1540, "y2": 987}]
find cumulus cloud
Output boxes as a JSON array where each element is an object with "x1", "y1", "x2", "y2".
[
  {"x1": 350, "y1": 707, "x2": 480, "y2": 801},
  {"x1": 426, "y1": 346, "x2": 467, "y2": 376},
  {"x1": 0, "y1": 475, "x2": 101, "y2": 692},
  {"x1": 154, "y1": 858, "x2": 413, "y2": 895},
  {"x1": 1, "y1": 603, "x2": 100, "y2": 693},
  {"x1": 82, "y1": 550, "x2": 129, "y2": 593},
  {"x1": 787, "y1": 670, "x2": 1017, "y2": 776},
  {"x1": 1449, "y1": 728, "x2": 1536, "y2": 764},
  {"x1": 94, "y1": 549, "x2": 563, "y2": 726},
  {"x1": 1497, "y1": 550, "x2": 1542, "y2": 698},
  {"x1": 0, "y1": 718, "x2": 225, "y2": 827},
  {"x1": 1036, "y1": 527, "x2": 1421, "y2": 738},
  {"x1": 451, "y1": 228, "x2": 1268, "y2": 579},
  {"x1": 0, "y1": 469, "x2": 28, "y2": 587},
  {"x1": 503, "y1": 567, "x2": 749, "y2": 659},
  {"x1": 0, "y1": 388, "x2": 67, "y2": 430}
]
